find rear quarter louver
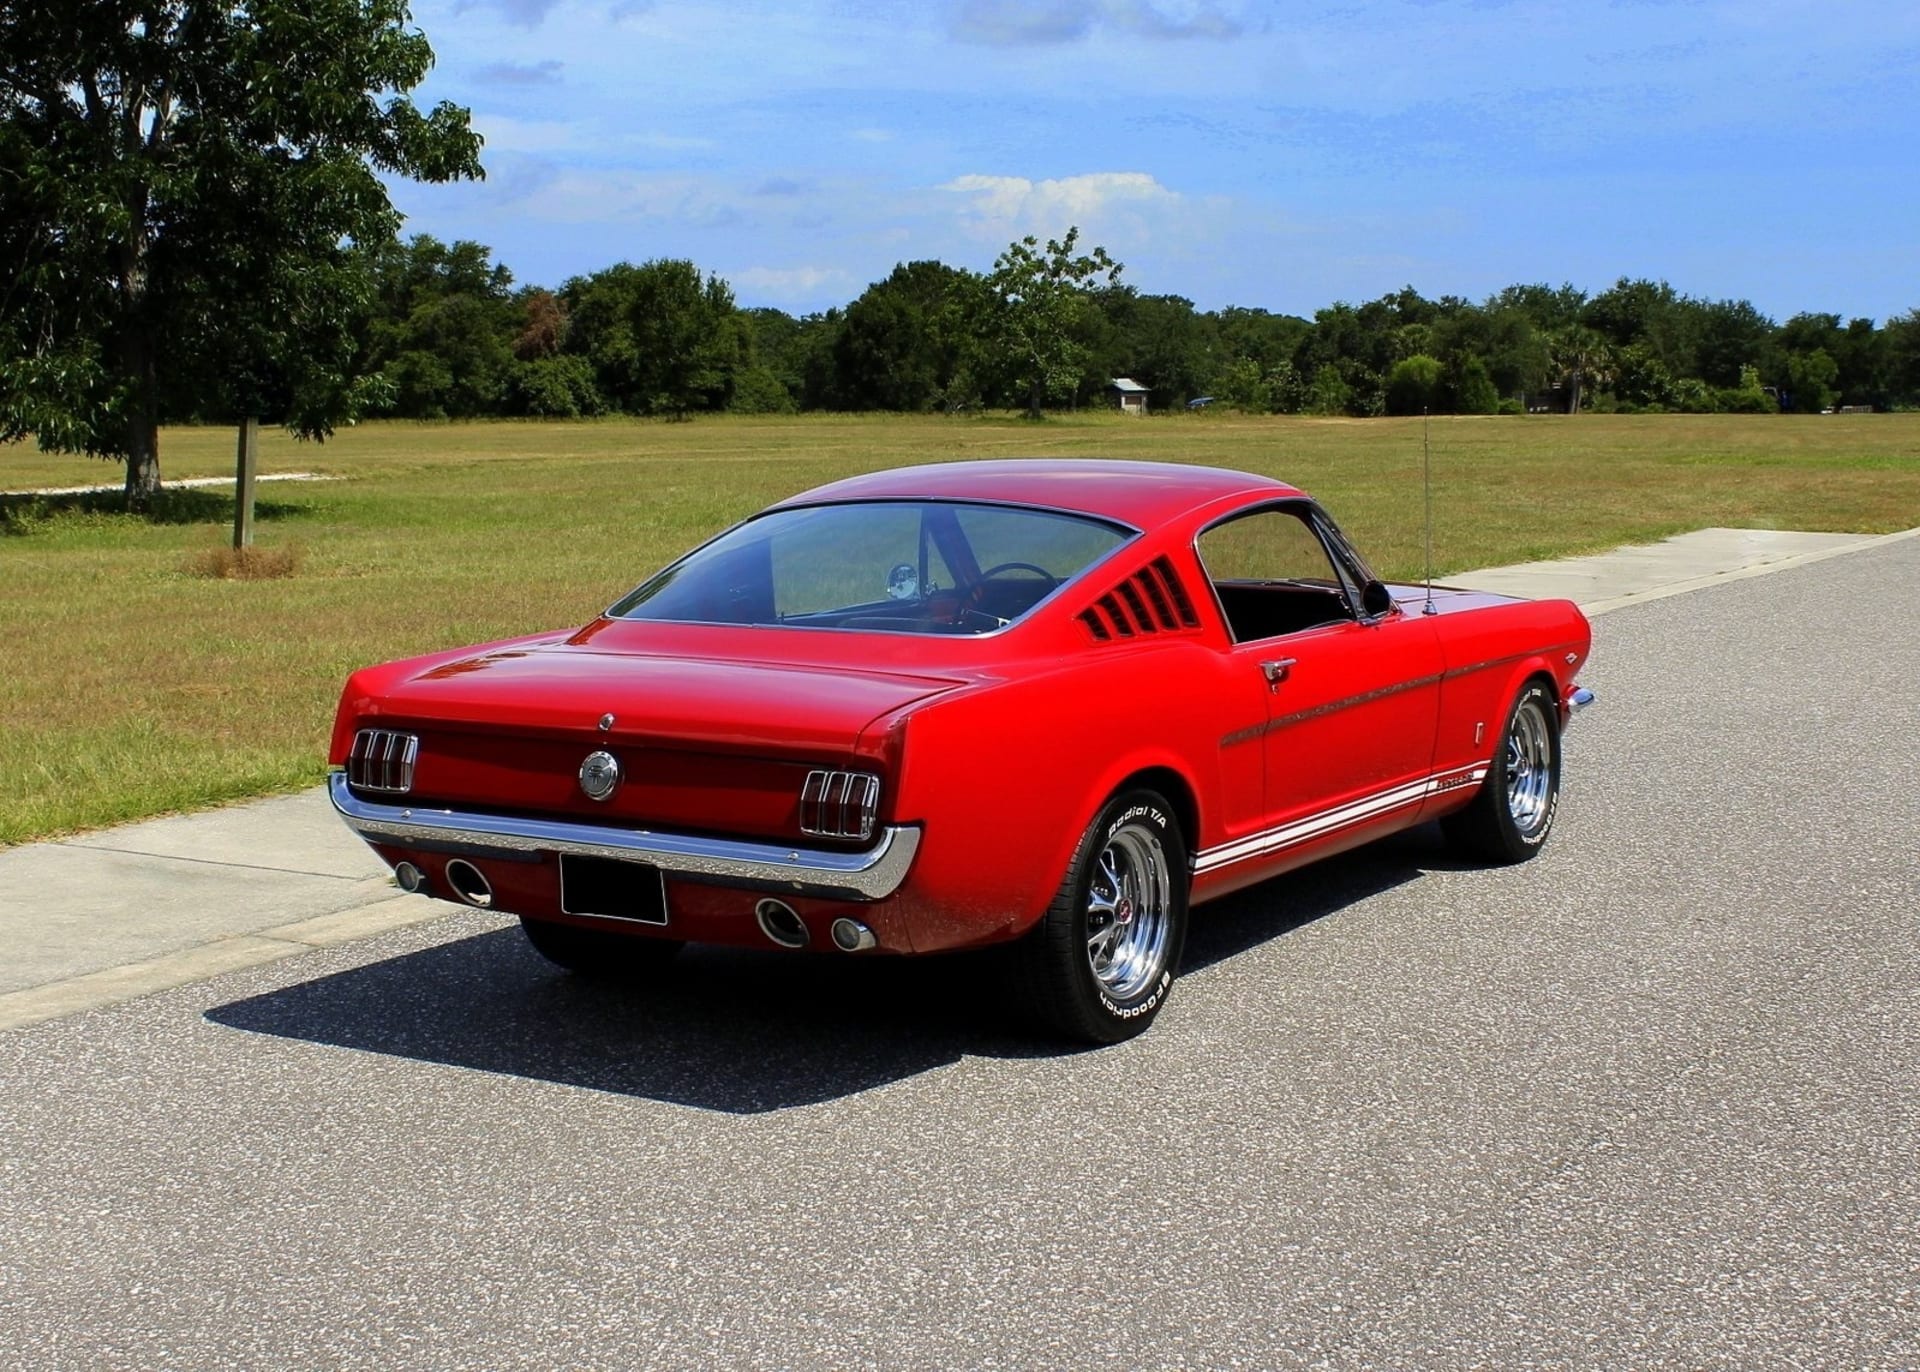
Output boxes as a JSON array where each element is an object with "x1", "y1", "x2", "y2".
[{"x1": 1077, "y1": 556, "x2": 1203, "y2": 641}]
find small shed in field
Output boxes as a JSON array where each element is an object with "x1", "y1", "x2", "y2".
[{"x1": 1107, "y1": 377, "x2": 1149, "y2": 415}]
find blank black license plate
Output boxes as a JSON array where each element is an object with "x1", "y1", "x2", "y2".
[{"x1": 558, "y1": 854, "x2": 669, "y2": 925}]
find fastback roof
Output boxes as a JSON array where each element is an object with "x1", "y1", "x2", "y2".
[{"x1": 778, "y1": 459, "x2": 1301, "y2": 528}]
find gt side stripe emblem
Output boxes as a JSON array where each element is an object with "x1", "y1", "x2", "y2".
[{"x1": 1193, "y1": 764, "x2": 1490, "y2": 874}]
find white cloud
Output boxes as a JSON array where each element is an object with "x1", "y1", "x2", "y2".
[
  {"x1": 504, "y1": 170, "x2": 745, "y2": 227},
  {"x1": 627, "y1": 131, "x2": 719, "y2": 151},
  {"x1": 940, "y1": 171, "x2": 1181, "y2": 233},
  {"x1": 950, "y1": 0, "x2": 1246, "y2": 46},
  {"x1": 475, "y1": 114, "x2": 585, "y2": 153},
  {"x1": 476, "y1": 59, "x2": 565, "y2": 85},
  {"x1": 454, "y1": 0, "x2": 564, "y2": 28},
  {"x1": 470, "y1": 116, "x2": 713, "y2": 157},
  {"x1": 454, "y1": 0, "x2": 653, "y2": 27},
  {"x1": 731, "y1": 266, "x2": 852, "y2": 302}
]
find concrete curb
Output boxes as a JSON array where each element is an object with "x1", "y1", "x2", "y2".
[
  {"x1": 0, "y1": 894, "x2": 445, "y2": 1031},
  {"x1": 1579, "y1": 525, "x2": 1920, "y2": 617}
]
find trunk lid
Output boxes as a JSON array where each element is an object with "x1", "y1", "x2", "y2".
[
  {"x1": 377, "y1": 638, "x2": 964, "y2": 753},
  {"x1": 353, "y1": 637, "x2": 968, "y2": 840}
]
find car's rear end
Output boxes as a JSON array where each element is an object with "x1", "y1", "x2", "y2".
[{"x1": 328, "y1": 626, "x2": 967, "y2": 955}]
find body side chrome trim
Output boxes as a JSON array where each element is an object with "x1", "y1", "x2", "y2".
[
  {"x1": 1214, "y1": 641, "x2": 1587, "y2": 753},
  {"x1": 1440, "y1": 642, "x2": 1586, "y2": 683},
  {"x1": 1193, "y1": 764, "x2": 1489, "y2": 875},
  {"x1": 328, "y1": 772, "x2": 920, "y2": 902},
  {"x1": 1218, "y1": 671, "x2": 1445, "y2": 750}
]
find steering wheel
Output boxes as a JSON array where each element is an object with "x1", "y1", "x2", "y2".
[{"x1": 955, "y1": 561, "x2": 1060, "y2": 624}]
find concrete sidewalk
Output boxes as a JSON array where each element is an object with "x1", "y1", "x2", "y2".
[
  {"x1": 4, "y1": 523, "x2": 1915, "y2": 1030},
  {"x1": 1447, "y1": 525, "x2": 1898, "y2": 614},
  {"x1": 1, "y1": 472, "x2": 335, "y2": 498}
]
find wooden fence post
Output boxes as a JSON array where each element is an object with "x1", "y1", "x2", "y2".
[{"x1": 233, "y1": 416, "x2": 258, "y2": 549}]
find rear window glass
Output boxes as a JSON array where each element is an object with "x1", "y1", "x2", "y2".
[{"x1": 610, "y1": 500, "x2": 1133, "y2": 635}]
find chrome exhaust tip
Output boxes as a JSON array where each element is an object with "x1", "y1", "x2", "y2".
[
  {"x1": 443, "y1": 859, "x2": 493, "y2": 909},
  {"x1": 393, "y1": 861, "x2": 426, "y2": 894},
  {"x1": 754, "y1": 898, "x2": 809, "y2": 949},
  {"x1": 830, "y1": 918, "x2": 877, "y2": 953}
]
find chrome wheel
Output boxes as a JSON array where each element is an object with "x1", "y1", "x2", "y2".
[
  {"x1": 1085, "y1": 824, "x2": 1174, "y2": 1000},
  {"x1": 1505, "y1": 696, "x2": 1554, "y2": 835},
  {"x1": 1442, "y1": 681, "x2": 1560, "y2": 866}
]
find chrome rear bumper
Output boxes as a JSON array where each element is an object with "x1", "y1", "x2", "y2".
[
  {"x1": 328, "y1": 772, "x2": 920, "y2": 902},
  {"x1": 1567, "y1": 686, "x2": 1596, "y2": 719}
]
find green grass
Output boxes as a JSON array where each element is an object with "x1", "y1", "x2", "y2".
[{"x1": 4, "y1": 411, "x2": 1918, "y2": 845}]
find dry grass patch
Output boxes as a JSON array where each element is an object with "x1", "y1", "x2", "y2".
[{"x1": 184, "y1": 543, "x2": 303, "y2": 579}]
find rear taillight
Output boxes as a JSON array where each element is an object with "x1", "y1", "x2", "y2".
[
  {"x1": 348, "y1": 729, "x2": 419, "y2": 794},
  {"x1": 799, "y1": 769, "x2": 880, "y2": 841}
]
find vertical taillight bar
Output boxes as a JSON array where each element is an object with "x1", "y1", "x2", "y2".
[{"x1": 799, "y1": 769, "x2": 880, "y2": 841}]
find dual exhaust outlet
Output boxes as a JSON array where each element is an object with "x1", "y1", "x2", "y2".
[
  {"x1": 397, "y1": 860, "x2": 875, "y2": 953},
  {"x1": 755, "y1": 898, "x2": 877, "y2": 953},
  {"x1": 394, "y1": 859, "x2": 492, "y2": 908}
]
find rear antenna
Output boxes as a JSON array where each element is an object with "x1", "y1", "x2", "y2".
[{"x1": 1422, "y1": 408, "x2": 1437, "y2": 616}]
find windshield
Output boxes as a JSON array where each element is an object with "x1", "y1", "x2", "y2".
[{"x1": 610, "y1": 500, "x2": 1134, "y2": 635}]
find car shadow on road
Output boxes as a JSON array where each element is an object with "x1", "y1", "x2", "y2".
[
  {"x1": 205, "y1": 825, "x2": 1453, "y2": 1114},
  {"x1": 1182, "y1": 822, "x2": 1448, "y2": 973}
]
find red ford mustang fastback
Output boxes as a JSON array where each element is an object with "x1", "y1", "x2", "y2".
[{"x1": 330, "y1": 460, "x2": 1593, "y2": 1041}]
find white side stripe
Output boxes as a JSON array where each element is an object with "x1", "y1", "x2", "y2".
[{"x1": 1193, "y1": 765, "x2": 1490, "y2": 875}]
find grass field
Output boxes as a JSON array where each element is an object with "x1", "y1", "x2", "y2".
[{"x1": 4, "y1": 411, "x2": 1918, "y2": 846}]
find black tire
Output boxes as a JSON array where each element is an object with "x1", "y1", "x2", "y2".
[
  {"x1": 1442, "y1": 679, "x2": 1561, "y2": 864},
  {"x1": 1014, "y1": 788, "x2": 1190, "y2": 1044},
  {"x1": 518, "y1": 916, "x2": 684, "y2": 977}
]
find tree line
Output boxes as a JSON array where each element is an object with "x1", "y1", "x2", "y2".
[
  {"x1": 11, "y1": 6, "x2": 1919, "y2": 511},
  {"x1": 353, "y1": 236, "x2": 1920, "y2": 424},
  {"x1": 10, "y1": 5, "x2": 1918, "y2": 513}
]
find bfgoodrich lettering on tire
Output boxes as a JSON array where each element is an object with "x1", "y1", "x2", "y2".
[
  {"x1": 1015, "y1": 788, "x2": 1190, "y2": 1044},
  {"x1": 1442, "y1": 679, "x2": 1561, "y2": 864}
]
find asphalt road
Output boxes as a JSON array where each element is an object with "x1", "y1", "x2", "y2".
[{"x1": 3, "y1": 536, "x2": 1917, "y2": 1370}]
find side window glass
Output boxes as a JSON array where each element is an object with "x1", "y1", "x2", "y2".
[
  {"x1": 1199, "y1": 508, "x2": 1343, "y2": 586},
  {"x1": 1197, "y1": 508, "x2": 1354, "y2": 643}
]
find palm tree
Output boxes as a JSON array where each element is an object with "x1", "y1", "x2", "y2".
[{"x1": 1548, "y1": 326, "x2": 1614, "y2": 414}]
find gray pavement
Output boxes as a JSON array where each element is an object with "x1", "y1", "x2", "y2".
[
  {"x1": 3, "y1": 524, "x2": 1916, "y2": 1032},
  {"x1": 0, "y1": 526, "x2": 1915, "y2": 1367}
]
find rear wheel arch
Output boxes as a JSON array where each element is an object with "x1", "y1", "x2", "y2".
[
  {"x1": 1013, "y1": 783, "x2": 1192, "y2": 1043},
  {"x1": 1018, "y1": 757, "x2": 1200, "y2": 916},
  {"x1": 1114, "y1": 765, "x2": 1199, "y2": 864}
]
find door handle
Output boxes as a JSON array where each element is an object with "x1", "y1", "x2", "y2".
[{"x1": 1260, "y1": 657, "x2": 1297, "y2": 690}]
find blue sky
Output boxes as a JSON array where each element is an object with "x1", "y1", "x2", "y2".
[{"x1": 394, "y1": 0, "x2": 1918, "y2": 322}]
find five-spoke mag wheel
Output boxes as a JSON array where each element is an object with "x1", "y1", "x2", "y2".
[
  {"x1": 1084, "y1": 823, "x2": 1175, "y2": 1002},
  {"x1": 1443, "y1": 679, "x2": 1562, "y2": 863},
  {"x1": 1017, "y1": 788, "x2": 1189, "y2": 1044},
  {"x1": 1503, "y1": 692, "x2": 1556, "y2": 838}
]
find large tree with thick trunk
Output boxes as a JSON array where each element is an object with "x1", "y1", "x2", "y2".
[{"x1": 0, "y1": 1, "x2": 481, "y2": 508}]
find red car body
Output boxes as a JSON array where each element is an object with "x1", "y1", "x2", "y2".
[{"x1": 331, "y1": 460, "x2": 1592, "y2": 1039}]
